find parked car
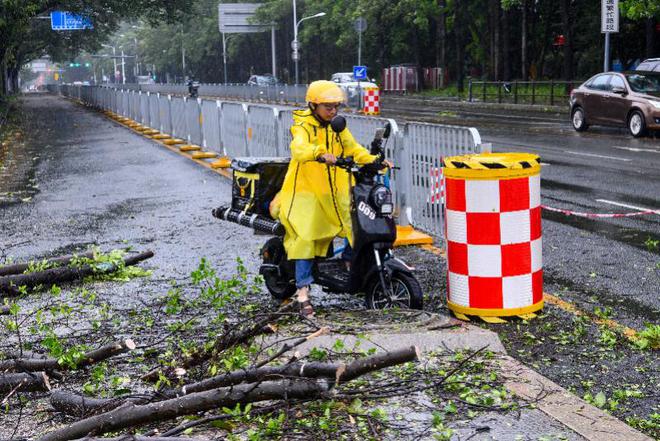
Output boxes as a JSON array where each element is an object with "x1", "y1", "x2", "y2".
[
  {"x1": 635, "y1": 58, "x2": 660, "y2": 72},
  {"x1": 569, "y1": 71, "x2": 660, "y2": 137},
  {"x1": 330, "y1": 72, "x2": 378, "y2": 108},
  {"x1": 136, "y1": 75, "x2": 155, "y2": 85},
  {"x1": 247, "y1": 74, "x2": 280, "y2": 86}
]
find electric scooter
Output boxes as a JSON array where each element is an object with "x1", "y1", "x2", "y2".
[{"x1": 258, "y1": 118, "x2": 424, "y2": 310}]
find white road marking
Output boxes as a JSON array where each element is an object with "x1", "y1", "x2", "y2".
[
  {"x1": 596, "y1": 199, "x2": 660, "y2": 213},
  {"x1": 613, "y1": 146, "x2": 660, "y2": 154},
  {"x1": 564, "y1": 151, "x2": 632, "y2": 161},
  {"x1": 540, "y1": 162, "x2": 550, "y2": 166}
]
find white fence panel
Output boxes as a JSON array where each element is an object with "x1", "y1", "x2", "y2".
[
  {"x1": 170, "y1": 96, "x2": 187, "y2": 140},
  {"x1": 149, "y1": 93, "x2": 160, "y2": 131},
  {"x1": 220, "y1": 102, "x2": 248, "y2": 157},
  {"x1": 185, "y1": 98, "x2": 203, "y2": 145},
  {"x1": 246, "y1": 105, "x2": 280, "y2": 157},
  {"x1": 201, "y1": 100, "x2": 221, "y2": 152}
]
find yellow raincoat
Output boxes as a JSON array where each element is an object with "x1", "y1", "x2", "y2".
[{"x1": 278, "y1": 109, "x2": 378, "y2": 259}]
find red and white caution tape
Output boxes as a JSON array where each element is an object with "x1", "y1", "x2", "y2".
[{"x1": 541, "y1": 205, "x2": 659, "y2": 218}]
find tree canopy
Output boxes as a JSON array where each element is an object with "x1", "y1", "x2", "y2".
[{"x1": 3, "y1": 0, "x2": 659, "y2": 93}]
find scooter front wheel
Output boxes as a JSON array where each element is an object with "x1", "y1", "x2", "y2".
[{"x1": 365, "y1": 271, "x2": 423, "y2": 310}]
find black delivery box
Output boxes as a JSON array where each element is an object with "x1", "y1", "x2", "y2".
[{"x1": 231, "y1": 157, "x2": 290, "y2": 216}]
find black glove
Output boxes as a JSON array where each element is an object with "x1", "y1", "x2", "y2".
[{"x1": 370, "y1": 138, "x2": 383, "y2": 155}]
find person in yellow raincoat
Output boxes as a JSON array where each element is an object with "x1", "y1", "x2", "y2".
[{"x1": 277, "y1": 80, "x2": 379, "y2": 316}]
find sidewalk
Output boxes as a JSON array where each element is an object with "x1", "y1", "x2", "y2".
[{"x1": 277, "y1": 311, "x2": 652, "y2": 441}]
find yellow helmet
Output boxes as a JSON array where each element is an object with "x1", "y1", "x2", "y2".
[{"x1": 305, "y1": 80, "x2": 346, "y2": 104}]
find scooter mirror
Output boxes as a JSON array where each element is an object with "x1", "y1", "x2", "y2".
[
  {"x1": 383, "y1": 122, "x2": 391, "y2": 139},
  {"x1": 330, "y1": 115, "x2": 346, "y2": 133}
]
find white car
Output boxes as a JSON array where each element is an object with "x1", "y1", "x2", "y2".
[{"x1": 330, "y1": 72, "x2": 377, "y2": 107}]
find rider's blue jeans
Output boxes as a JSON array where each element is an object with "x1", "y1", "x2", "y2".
[{"x1": 295, "y1": 260, "x2": 314, "y2": 288}]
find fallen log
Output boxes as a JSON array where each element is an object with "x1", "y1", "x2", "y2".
[
  {"x1": 177, "y1": 345, "x2": 419, "y2": 395},
  {"x1": 0, "y1": 251, "x2": 95, "y2": 277},
  {"x1": 41, "y1": 346, "x2": 419, "y2": 440},
  {"x1": 50, "y1": 390, "x2": 149, "y2": 417},
  {"x1": 0, "y1": 372, "x2": 51, "y2": 393},
  {"x1": 0, "y1": 251, "x2": 154, "y2": 296},
  {"x1": 0, "y1": 339, "x2": 136, "y2": 372},
  {"x1": 80, "y1": 438, "x2": 209, "y2": 441},
  {"x1": 39, "y1": 379, "x2": 331, "y2": 441}
]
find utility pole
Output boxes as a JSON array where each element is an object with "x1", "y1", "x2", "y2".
[{"x1": 121, "y1": 48, "x2": 126, "y2": 84}]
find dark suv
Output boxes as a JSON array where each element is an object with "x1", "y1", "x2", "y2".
[{"x1": 569, "y1": 71, "x2": 660, "y2": 137}]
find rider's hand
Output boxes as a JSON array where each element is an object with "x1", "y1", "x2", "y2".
[{"x1": 319, "y1": 153, "x2": 337, "y2": 164}]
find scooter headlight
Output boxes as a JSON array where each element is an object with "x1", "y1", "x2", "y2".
[{"x1": 370, "y1": 185, "x2": 393, "y2": 215}]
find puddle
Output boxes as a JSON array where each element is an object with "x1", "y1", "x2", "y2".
[{"x1": 542, "y1": 209, "x2": 660, "y2": 256}]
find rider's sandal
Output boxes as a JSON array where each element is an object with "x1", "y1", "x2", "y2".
[{"x1": 299, "y1": 300, "x2": 315, "y2": 318}]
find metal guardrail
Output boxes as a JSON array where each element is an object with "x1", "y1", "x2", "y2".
[
  {"x1": 468, "y1": 80, "x2": 583, "y2": 106},
  {"x1": 50, "y1": 85, "x2": 488, "y2": 240}
]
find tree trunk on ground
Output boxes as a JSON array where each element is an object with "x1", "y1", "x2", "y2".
[
  {"x1": 41, "y1": 346, "x2": 419, "y2": 441},
  {"x1": 42, "y1": 380, "x2": 332, "y2": 441},
  {"x1": 46, "y1": 346, "x2": 419, "y2": 441},
  {"x1": 0, "y1": 251, "x2": 154, "y2": 296},
  {"x1": 0, "y1": 251, "x2": 95, "y2": 277},
  {"x1": 0, "y1": 372, "x2": 50, "y2": 393},
  {"x1": 0, "y1": 339, "x2": 135, "y2": 372},
  {"x1": 50, "y1": 390, "x2": 149, "y2": 417}
]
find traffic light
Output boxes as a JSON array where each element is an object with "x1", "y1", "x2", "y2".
[
  {"x1": 84, "y1": 63, "x2": 91, "y2": 67},
  {"x1": 69, "y1": 62, "x2": 82, "y2": 67}
]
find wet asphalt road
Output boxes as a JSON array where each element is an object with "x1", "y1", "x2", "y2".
[
  {"x1": 1, "y1": 94, "x2": 658, "y2": 327},
  {"x1": 0, "y1": 94, "x2": 264, "y2": 294}
]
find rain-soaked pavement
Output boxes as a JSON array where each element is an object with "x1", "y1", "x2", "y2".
[{"x1": 1, "y1": 93, "x2": 659, "y2": 438}]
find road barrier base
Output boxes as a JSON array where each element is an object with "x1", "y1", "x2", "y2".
[
  {"x1": 163, "y1": 138, "x2": 185, "y2": 145},
  {"x1": 192, "y1": 151, "x2": 217, "y2": 159},
  {"x1": 211, "y1": 157, "x2": 232, "y2": 169},
  {"x1": 179, "y1": 145, "x2": 202, "y2": 152},
  {"x1": 448, "y1": 300, "x2": 544, "y2": 322},
  {"x1": 394, "y1": 225, "x2": 434, "y2": 247}
]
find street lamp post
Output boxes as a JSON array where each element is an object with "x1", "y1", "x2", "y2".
[
  {"x1": 101, "y1": 44, "x2": 117, "y2": 83},
  {"x1": 292, "y1": 2, "x2": 325, "y2": 85},
  {"x1": 120, "y1": 47, "x2": 126, "y2": 84}
]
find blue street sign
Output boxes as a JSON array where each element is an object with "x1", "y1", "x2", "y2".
[
  {"x1": 353, "y1": 65, "x2": 368, "y2": 81},
  {"x1": 50, "y1": 11, "x2": 94, "y2": 31}
]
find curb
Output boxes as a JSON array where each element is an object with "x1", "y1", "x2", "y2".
[{"x1": 498, "y1": 356, "x2": 653, "y2": 441}]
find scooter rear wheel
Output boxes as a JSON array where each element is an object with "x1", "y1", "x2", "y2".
[
  {"x1": 261, "y1": 237, "x2": 296, "y2": 300},
  {"x1": 365, "y1": 271, "x2": 423, "y2": 310}
]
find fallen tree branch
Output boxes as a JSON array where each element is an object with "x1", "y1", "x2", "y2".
[
  {"x1": 79, "y1": 437, "x2": 209, "y2": 441},
  {"x1": 0, "y1": 251, "x2": 154, "y2": 296},
  {"x1": 49, "y1": 390, "x2": 151, "y2": 417},
  {"x1": 39, "y1": 379, "x2": 331, "y2": 441},
  {"x1": 0, "y1": 251, "x2": 95, "y2": 277},
  {"x1": 0, "y1": 372, "x2": 51, "y2": 393},
  {"x1": 41, "y1": 346, "x2": 419, "y2": 440},
  {"x1": 0, "y1": 339, "x2": 136, "y2": 372}
]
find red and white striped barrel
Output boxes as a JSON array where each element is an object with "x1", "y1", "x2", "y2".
[{"x1": 443, "y1": 153, "x2": 543, "y2": 318}]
